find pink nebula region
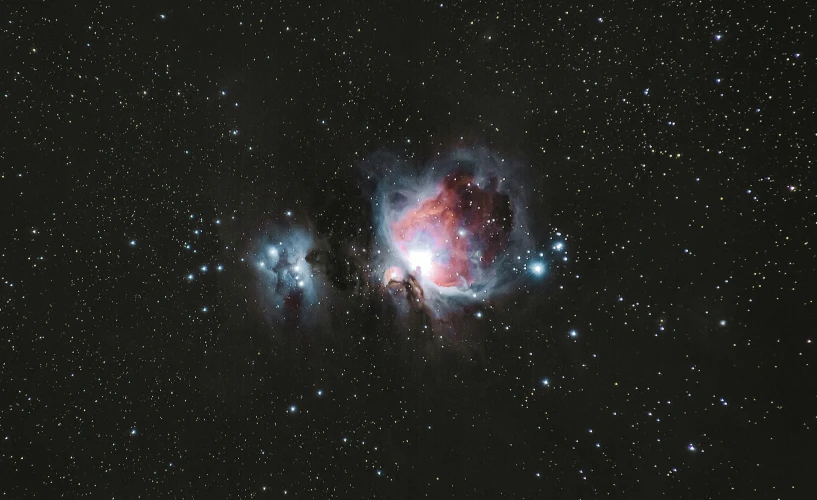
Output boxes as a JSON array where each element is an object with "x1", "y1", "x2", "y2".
[{"x1": 390, "y1": 172, "x2": 513, "y2": 288}]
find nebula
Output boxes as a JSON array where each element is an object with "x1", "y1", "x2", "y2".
[
  {"x1": 390, "y1": 171, "x2": 513, "y2": 288},
  {"x1": 250, "y1": 146, "x2": 555, "y2": 328},
  {"x1": 251, "y1": 223, "x2": 321, "y2": 327},
  {"x1": 364, "y1": 147, "x2": 538, "y2": 317}
]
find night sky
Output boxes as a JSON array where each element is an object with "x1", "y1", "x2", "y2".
[{"x1": 2, "y1": 1, "x2": 815, "y2": 498}]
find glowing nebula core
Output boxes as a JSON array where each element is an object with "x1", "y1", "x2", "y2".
[{"x1": 390, "y1": 172, "x2": 513, "y2": 288}]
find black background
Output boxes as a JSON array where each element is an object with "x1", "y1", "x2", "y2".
[{"x1": 1, "y1": 0, "x2": 814, "y2": 498}]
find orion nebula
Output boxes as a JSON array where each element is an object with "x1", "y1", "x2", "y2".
[
  {"x1": 365, "y1": 147, "x2": 543, "y2": 317},
  {"x1": 250, "y1": 146, "x2": 557, "y2": 328},
  {"x1": 389, "y1": 171, "x2": 513, "y2": 287}
]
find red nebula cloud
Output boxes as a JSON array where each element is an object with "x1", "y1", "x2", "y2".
[{"x1": 390, "y1": 172, "x2": 513, "y2": 287}]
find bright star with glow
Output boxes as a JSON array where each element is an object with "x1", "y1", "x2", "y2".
[
  {"x1": 529, "y1": 262, "x2": 545, "y2": 276},
  {"x1": 407, "y1": 249, "x2": 434, "y2": 273},
  {"x1": 129, "y1": 240, "x2": 136, "y2": 246},
  {"x1": 569, "y1": 330, "x2": 578, "y2": 338}
]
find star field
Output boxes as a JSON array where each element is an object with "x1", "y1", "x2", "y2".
[{"x1": 1, "y1": 1, "x2": 814, "y2": 498}]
